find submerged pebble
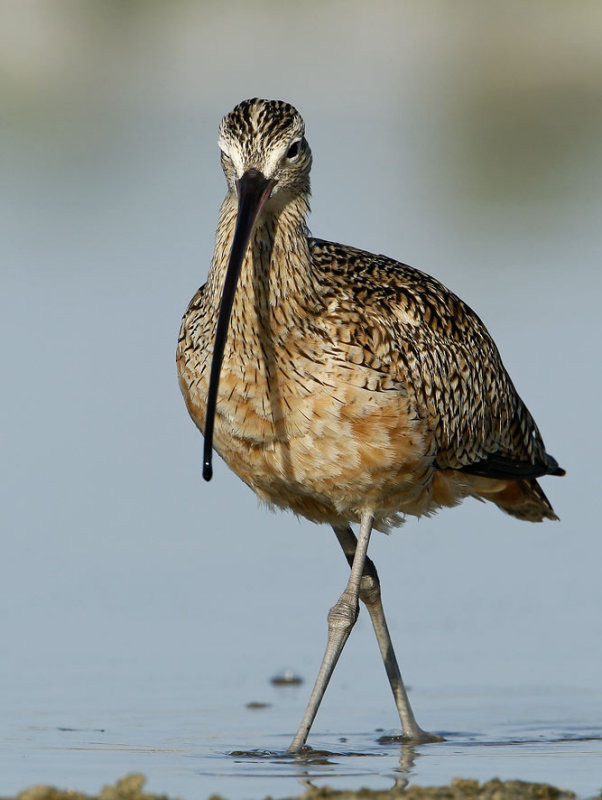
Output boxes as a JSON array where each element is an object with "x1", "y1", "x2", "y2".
[{"x1": 270, "y1": 668, "x2": 304, "y2": 686}]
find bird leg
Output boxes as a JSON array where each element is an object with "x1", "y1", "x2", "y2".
[
  {"x1": 287, "y1": 510, "x2": 375, "y2": 753},
  {"x1": 333, "y1": 523, "x2": 442, "y2": 743}
]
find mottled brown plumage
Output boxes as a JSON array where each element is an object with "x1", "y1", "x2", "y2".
[{"x1": 176, "y1": 98, "x2": 564, "y2": 749}]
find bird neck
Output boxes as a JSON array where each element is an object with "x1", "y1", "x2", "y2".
[{"x1": 207, "y1": 191, "x2": 320, "y2": 330}]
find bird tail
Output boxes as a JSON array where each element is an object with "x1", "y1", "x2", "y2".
[{"x1": 473, "y1": 477, "x2": 559, "y2": 522}]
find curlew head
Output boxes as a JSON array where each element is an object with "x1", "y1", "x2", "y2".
[
  {"x1": 203, "y1": 99, "x2": 311, "y2": 481},
  {"x1": 218, "y1": 98, "x2": 312, "y2": 198}
]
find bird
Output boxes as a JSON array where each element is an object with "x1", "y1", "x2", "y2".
[{"x1": 176, "y1": 98, "x2": 564, "y2": 752}]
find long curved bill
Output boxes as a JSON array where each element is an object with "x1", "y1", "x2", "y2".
[{"x1": 203, "y1": 168, "x2": 275, "y2": 481}]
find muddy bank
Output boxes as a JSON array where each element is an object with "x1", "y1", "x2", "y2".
[
  {"x1": 1, "y1": 774, "x2": 585, "y2": 800},
  {"x1": 286, "y1": 776, "x2": 579, "y2": 799}
]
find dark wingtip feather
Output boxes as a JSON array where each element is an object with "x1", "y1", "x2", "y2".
[
  {"x1": 544, "y1": 453, "x2": 566, "y2": 477},
  {"x1": 457, "y1": 451, "x2": 565, "y2": 481}
]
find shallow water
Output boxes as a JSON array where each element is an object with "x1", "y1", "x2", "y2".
[{"x1": 2, "y1": 682, "x2": 601, "y2": 798}]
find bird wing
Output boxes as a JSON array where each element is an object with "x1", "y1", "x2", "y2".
[{"x1": 309, "y1": 238, "x2": 562, "y2": 478}]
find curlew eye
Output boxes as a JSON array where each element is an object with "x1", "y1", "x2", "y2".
[{"x1": 285, "y1": 139, "x2": 302, "y2": 161}]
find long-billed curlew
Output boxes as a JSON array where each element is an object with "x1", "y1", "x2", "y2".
[{"x1": 177, "y1": 98, "x2": 564, "y2": 751}]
